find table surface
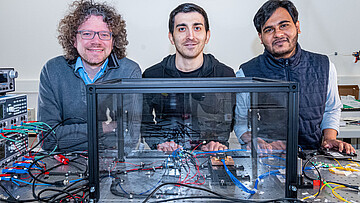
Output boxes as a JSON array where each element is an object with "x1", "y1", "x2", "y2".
[
  {"x1": 297, "y1": 151, "x2": 360, "y2": 202},
  {"x1": 1, "y1": 150, "x2": 359, "y2": 202}
]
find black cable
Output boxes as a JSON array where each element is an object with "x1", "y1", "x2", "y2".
[
  {"x1": 142, "y1": 182, "x2": 243, "y2": 203},
  {"x1": 199, "y1": 156, "x2": 210, "y2": 167},
  {"x1": 150, "y1": 195, "x2": 235, "y2": 202},
  {"x1": 109, "y1": 163, "x2": 167, "y2": 199},
  {"x1": 28, "y1": 153, "x2": 87, "y2": 185},
  {"x1": 50, "y1": 184, "x2": 88, "y2": 202},
  {"x1": 46, "y1": 185, "x2": 88, "y2": 203},
  {"x1": 347, "y1": 159, "x2": 360, "y2": 163},
  {"x1": 0, "y1": 119, "x2": 87, "y2": 203},
  {"x1": 302, "y1": 154, "x2": 323, "y2": 181},
  {"x1": 37, "y1": 188, "x2": 79, "y2": 203},
  {"x1": 37, "y1": 184, "x2": 88, "y2": 202},
  {"x1": 0, "y1": 182, "x2": 16, "y2": 201},
  {"x1": 28, "y1": 153, "x2": 87, "y2": 201},
  {"x1": 308, "y1": 160, "x2": 322, "y2": 199},
  {"x1": 63, "y1": 178, "x2": 88, "y2": 191},
  {"x1": 326, "y1": 181, "x2": 360, "y2": 191},
  {"x1": 24, "y1": 117, "x2": 86, "y2": 155},
  {"x1": 150, "y1": 196, "x2": 307, "y2": 203}
]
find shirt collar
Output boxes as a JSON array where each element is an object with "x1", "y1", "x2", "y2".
[
  {"x1": 74, "y1": 57, "x2": 83, "y2": 72},
  {"x1": 74, "y1": 57, "x2": 109, "y2": 73}
]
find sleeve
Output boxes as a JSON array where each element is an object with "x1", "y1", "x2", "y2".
[
  {"x1": 99, "y1": 93, "x2": 143, "y2": 155},
  {"x1": 140, "y1": 69, "x2": 167, "y2": 150},
  {"x1": 37, "y1": 64, "x2": 88, "y2": 152},
  {"x1": 320, "y1": 60, "x2": 342, "y2": 133},
  {"x1": 234, "y1": 69, "x2": 250, "y2": 144},
  {"x1": 140, "y1": 93, "x2": 159, "y2": 149},
  {"x1": 123, "y1": 65, "x2": 142, "y2": 153},
  {"x1": 196, "y1": 92, "x2": 234, "y2": 147}
]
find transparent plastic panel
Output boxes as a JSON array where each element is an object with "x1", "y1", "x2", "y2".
[{"x1": 94, "y1": 89, "x2": 290, "y2": 201}]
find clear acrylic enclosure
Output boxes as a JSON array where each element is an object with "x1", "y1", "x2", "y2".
[{"x1": 86, "y1": 78, "x2": 299, "y2": 202}]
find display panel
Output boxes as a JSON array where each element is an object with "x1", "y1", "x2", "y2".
[{"x1": 87, "y1": 78, "x2": 299, "y2": 202}]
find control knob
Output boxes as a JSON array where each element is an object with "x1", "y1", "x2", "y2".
[{"x1": 8, "y1": 70, "x2": 18, "y2": 79}]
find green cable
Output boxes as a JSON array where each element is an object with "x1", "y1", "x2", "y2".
[
  {"x1": 323, "y1": 180, "x2": 334, "y2": 190},
  {"x1": 49, "y1": 145, "x2": 58, "y2": 155},
  {"x1": 23, "y1": 122, "x2": 54, "y2": 132},
  {"x1": 1, "y1": 129, "x2": 36, "y2": 133},
  {"x1": 11, "y1": 125, "x2": 48, "y2": 132},
  {"x1": 0, "y1": 134, "x2": 21, "y2": 142}
]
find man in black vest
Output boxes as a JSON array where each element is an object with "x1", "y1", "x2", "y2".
[
  {"x1": 141, "y1": 3, "x2": 235, "y2": 152},
  {"x1": 236, "y1": 0, "x2": 355, "y2": 153}
]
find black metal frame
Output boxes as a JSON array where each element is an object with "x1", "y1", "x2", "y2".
[{"x1": 86, "y1": 77, "x2": 299, "y2": 201}]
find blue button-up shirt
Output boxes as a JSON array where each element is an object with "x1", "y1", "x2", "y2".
[{"x1": 74, "y1": 57, "x2": 108, "y2": 85}]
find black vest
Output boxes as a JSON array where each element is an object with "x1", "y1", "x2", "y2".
[{"x1": 241, "y1": 44, "x2": 329, "y2": 149}]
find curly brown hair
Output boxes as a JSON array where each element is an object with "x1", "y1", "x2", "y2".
[{"x1": 57, "y1": 0, "x2": 128, "y2": 60}]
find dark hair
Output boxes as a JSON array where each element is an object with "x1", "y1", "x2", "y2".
[
  {"x1": 58, "y1": 0, "x2": 128, "y2": 60},
  {"x1": 253, "y1": 0, "x2": 298, "y2": 33},
  {"x1": 168, "y1": 3, "x2": 209, "y2": 35}
]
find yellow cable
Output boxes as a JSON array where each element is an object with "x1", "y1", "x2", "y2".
[
  {"x1": 334, "y1": 158, "x2": 344, "y2": 168},
  {"x1": 301, "y1": 181, "x2": 328, "y2": 200},
  {"x1": 326, "y1": 182, "x2": 354, "y2": 203},
  {"x1": 350, "y1": 161, "x2": 360, "y2": 167},
  {"x1": 332, "y1": 185, "x2": 350, "y2": 202},
  {"x1": 331, "y1": 159, "x2": 360, "y2": 173},
  {"x1": 333, "y1": 166, "x2": 360, "y2": 172}
]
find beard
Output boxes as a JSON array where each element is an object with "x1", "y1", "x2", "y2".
[
  {"x1": 266, "y1": 33, "x2": 298, "y2": 59},
  {"x1": 83, "y1": 56, "x2": 107, "y2": 67}
]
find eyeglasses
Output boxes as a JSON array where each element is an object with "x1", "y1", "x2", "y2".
[{"x1": 77, "y1": 30, "x2": 113, "y2": 40}]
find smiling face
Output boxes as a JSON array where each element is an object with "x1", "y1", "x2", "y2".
[
  {"x1": 259, "y1": 7, "x2": 300, "y2": 59},
  {"x1": 168, "y1": 12, "x2": 210, "y2": 60},
  {"x1": 74, "y1": 15, "x2": 113, "y2": 69}
]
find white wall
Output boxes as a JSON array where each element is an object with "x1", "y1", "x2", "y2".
[{"x1": 0, "y1": 0, "x2": 359, "y2": 111}]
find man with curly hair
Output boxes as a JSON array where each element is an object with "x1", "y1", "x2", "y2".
[{"x1": 38, "y1": 0, "x2": 141, "y2": 152}]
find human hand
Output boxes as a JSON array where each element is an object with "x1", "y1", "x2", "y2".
[
  {"x1": 322, "y1": 139, "x2": 356, "y2": 154},
  {"x1": 157, "y1": 141, "x2": 182, "y2": 152},
  {"x1": 102, "y1": 121, "x2": 117, "y2": 133},
  {"x1": 246, "y1": 137, "x2": 273, "y2": 153},
  {"x1": 269, "y1": 140, "x2": 286, "y2": 151},
  {"x1": 201, "y1": 141, "x2": 228, "y2": 151}
]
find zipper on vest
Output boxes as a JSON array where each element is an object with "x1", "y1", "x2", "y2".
[{"x1": 284, "y1": 59, "x2": 291, "y2": 80}]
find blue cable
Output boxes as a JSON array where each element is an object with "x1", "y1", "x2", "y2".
[
  {"x1": 11, "y1": 180, "x2": 20, "y2": 186},
  {"x1": 221, "y1": 159, "x2": 256, "y2": 194},
  {"x1": 117, "y1": 182, "x2": 129, "y2": 195},
  {"x1": 260, "y1": 163, "x2": 286, "y2": 169},
  {"x1": 12, "y1": 178, "x2": 51, "y2": 186},
  {"x1": 254, "y1": 170, "x2": 280, "y2": 190},
  {"x1": 221, "y1": 159, "x2": 282, "y2": 193},
  {"x1": 69, "y1": 178, "x2": 84, "y2": 183},
  {"x1": 193, "y1": 149, "x2": 247, "y2": 155},
  {"x1": 138, "y1": 177, "x2": 163, "y2": 195}
]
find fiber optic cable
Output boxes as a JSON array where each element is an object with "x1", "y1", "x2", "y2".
[{"x1": 221, "y1": 159, "x2": 256, "y2": 194}]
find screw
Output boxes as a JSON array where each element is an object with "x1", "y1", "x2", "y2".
[{"x1": 290, "y1": 185, "x2": 297, "y2": 191}]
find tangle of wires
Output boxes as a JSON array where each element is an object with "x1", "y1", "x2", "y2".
[
  {"x1": 28, "y1": 152, "x2": 89, "y2": 202},
  {"x1": 0, "y1": 118, "x2": 89, "y2": 202},
  {"x1": 301, "y1": 151, "x2": 323, "y2": 200},
  {"x1": 106, "y1": 148, "x2": 306, "y2": 202},
  {"x1": 301, "y1": 150, "x2": 360, "y2": 202},
  {"x1": 107, "y1": 148, "x2": 206, "y2": 199}
]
